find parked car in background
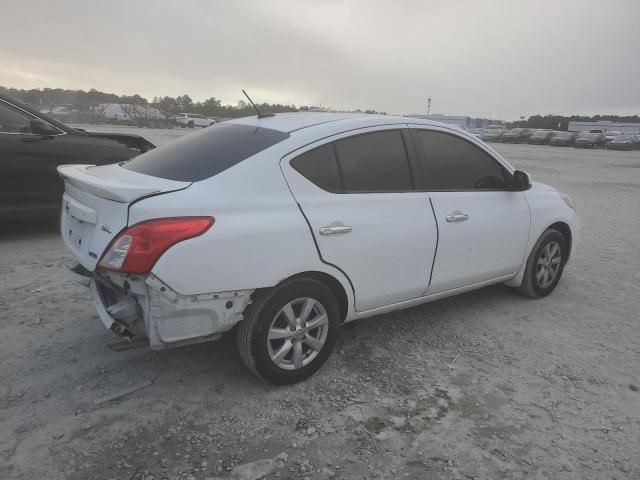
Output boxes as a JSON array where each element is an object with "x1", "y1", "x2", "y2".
[
  {"x1": 0, "y1": 94, "x2": 155, "y2": 221},
  {"x1": 589, "y1": 129, "x2": 605, "y2": 134},
  {"x1": 606, "y1": 134, "x2": 640, "y2": 151},
  {"x1": 502, "y1": 128, "x2": 532, "y2": 143},
  {"x1": 481, "y1": 129, "x2": 504, "y2": 142},
  {"x1": 574, "y1": 132, "x2": 607, "y2": 149},
  {"x1": 58, "y1": 113, "x2": 579, "y2": 384},
  {"x1": 527, "y1": 130, "x2": 556, "y2": 145},
  {"x1": 467, "y1": 128, "x2": 484, "y2": 140},
  {"x1": 549, "y1": 132, "x2": 578, "y2": 147},
  {"x1": 175, "y1": 113, "x2": 215, "y2": 128},
  {"x1": 604, "y1": 130, "x2": 622, "y2": 142}
]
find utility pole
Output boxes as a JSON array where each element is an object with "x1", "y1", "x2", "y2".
[{"x1": 427, "y1": 97, "x2": 432, "y2": 116}]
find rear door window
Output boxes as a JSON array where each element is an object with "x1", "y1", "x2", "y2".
[
  {"x1": 123, "y1": 123, "x2": 289, "y2": 181},
  {"x1": 335, "y1": 131, "x2": 413, "y2": 192},
  {"x1": 291, "y1": 130, "x2": 413, "y2": 193}
]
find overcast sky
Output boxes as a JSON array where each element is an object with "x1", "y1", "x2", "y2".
[{"x1": 1, "y1": 0, "x2": 639, "y2": 119}]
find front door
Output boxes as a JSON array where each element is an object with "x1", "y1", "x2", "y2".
[
  {"x1": 282, "y1": 127, "x2": 438, "y2": 312},
  {"x1": 410, "y1": 126, "x2": 530, "y2": 293},
  {"x1": 0, "y1": 99, "x2": 68, "y2": 219}
]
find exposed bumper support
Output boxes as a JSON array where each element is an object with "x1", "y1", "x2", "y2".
[
  {"x1": 145, "y1": 275, "x2": 253, "y2": 349},
  {"x1": 64, "y1": 261, "x2": 253, "y2": 349}
]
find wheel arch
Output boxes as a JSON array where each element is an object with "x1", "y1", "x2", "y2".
[
  {"x1": 548, "y1": 221, "x2": 572, "y2": 263},
  {"x1": 263, "y1": 271, "x2": 350, "y2": 324},
  {"x1": 505, "y1": 219, "x2": 575, "y2": 288}
]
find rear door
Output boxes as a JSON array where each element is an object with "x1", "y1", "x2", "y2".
[
  {"x1": 410, "y1": 126, "x2": 530, "y2": 293},
  {"x1": 282, "y1": 126, "x2": 438, "y2": 312}
]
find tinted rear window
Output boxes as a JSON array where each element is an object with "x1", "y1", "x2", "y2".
[{"x1": 123, "y1": 123, "x2": 289, "y2": 181}]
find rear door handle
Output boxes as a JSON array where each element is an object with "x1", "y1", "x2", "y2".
[
  {"x1": 445, "y1": 212, "x2": 469, "y2": 223},
  {"x1": 319, "y1": 225, "x2": 352, "y2": 236}
]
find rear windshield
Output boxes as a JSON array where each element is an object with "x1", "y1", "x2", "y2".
[{"x1": 123, "y1": 123, "x2": 289, "y2": 181}]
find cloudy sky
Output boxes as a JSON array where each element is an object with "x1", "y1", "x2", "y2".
[{"x1": 1, "y1": 0, "x2": 639, "y2": 119}]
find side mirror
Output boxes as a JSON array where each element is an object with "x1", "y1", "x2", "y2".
[
  {"x1": 30, "y1": 119, "x2": 59, "y2": 136},
  {"x1": 512, "y1": 170, "x2": 532, "y2": 191}
]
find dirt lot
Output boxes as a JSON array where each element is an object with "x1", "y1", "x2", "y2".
[{"x1": 1, "y1": 129, "x2": 639, "y2": 479}]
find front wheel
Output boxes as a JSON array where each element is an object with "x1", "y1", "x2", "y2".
[
  {"x1": 518, "y1": 228, "x2": 567, "y2": 298},
  {"x1": 236, "y1": 278, "x2": 339, "y2": 384}
]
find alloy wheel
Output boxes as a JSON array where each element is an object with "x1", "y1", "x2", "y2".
[
  {"x1": 267, "y1": 297, "x2": 329, "y2": 370},
  {"x1": 536, "y1": 241, "x2": 562, "y2": 288}
]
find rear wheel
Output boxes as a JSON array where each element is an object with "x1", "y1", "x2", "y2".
[
  {"x1": 518, "y1": 229, "x2": 567, "y2": 298},
  {"x1": 236, "y1": 278, "x2": 339, "y2": 384}
]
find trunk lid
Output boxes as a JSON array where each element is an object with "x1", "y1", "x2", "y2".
[{"x1": 58, "y1": 164, "x2": 190, "y2": 270}]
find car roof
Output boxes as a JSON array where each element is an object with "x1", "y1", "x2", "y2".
[{"x1": 226, "y1": 112, "x2": 456, "y2": 134}]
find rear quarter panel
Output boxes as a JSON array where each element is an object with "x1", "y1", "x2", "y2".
[{"x1": 129, "y1": 146, "x2": 354, "y2": 307}]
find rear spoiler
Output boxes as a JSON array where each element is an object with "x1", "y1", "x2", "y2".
[
  {"x1": 85, "y1": 132, "x2": 155, "y2": 152},
  {"x1": 57, "y1": 164, "x2": 190, "y2": 203}
]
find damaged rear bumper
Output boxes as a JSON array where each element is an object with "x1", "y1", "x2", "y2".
[{"x1": 64, "y1": 262, "x2": 253, "y2": 349}]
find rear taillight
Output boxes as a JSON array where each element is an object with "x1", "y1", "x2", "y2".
[{"x1": 99, "y1": 217, "x2": 214, "y2": 274}]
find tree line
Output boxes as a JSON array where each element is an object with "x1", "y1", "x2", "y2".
[
  {"x1": 1, "y1": 86, "x2": 636, "y2": 124},
  {"x1": 0, "y1": 86, "x2": 384, "y2": 118}
]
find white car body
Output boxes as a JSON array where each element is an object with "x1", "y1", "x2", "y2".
[
  {"x1": 58, "y1": 113, "x2": 579, "y2": 374},
  {"x1": 174, "y1": 113, "x2": 213, "y2": 128},
  {"x1": 605, "y1": 130, "x2": 621, "y2": 142}
]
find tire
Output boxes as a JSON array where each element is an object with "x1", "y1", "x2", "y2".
[
  {"x1": 518, "y1": 228, "x2": 568, "y2": 298},
  {"x1": 236, "y1": 277, "x2": 340, "y2": 384}
]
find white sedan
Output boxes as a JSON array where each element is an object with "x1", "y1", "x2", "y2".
[
  {"x1": 174, "y1": 113, "x2": 214, "y2": 128},
  {"x1": 58, "y1": 113, "x2": 579, "y2": 384}
]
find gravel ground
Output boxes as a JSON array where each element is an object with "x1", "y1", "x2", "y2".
[{"x1": 1, "y1": 128, "x2": 639, "y2": 479}]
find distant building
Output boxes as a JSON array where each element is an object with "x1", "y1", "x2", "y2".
[
  {"x1": 568, "y1": 121, "x2": 640, "y2": 134},
  {"x1": 407, "y1": 114, "x2": 470, "y2": 128},
  {"x1": 406, "y1": 114, "x2": 505, "y2": 129},
  {"x1": 38, "y1": 105, "x2": 75, "y2": 122},
  {"x1": 99, "y1": 103, "x2": 164, "y2": 121}
]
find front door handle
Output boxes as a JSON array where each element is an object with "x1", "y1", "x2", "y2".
[
  {"x1": 319, "y1": 225, "x2": 352, "y2": 236},
  {"x1": 445, "y1": 212, "x2": 469, "y2": 223}
]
